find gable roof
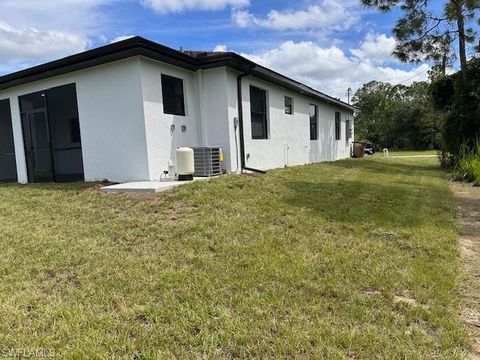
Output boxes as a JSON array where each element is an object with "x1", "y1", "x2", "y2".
[{"x1": 0, "y1": 36, "x2": 356, "y2": 112}]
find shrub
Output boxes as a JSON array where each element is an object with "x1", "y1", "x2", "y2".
[
  {"x1": 430, "y1": 76, "x2": 454, "y2": 111},
  {"x1": 435, "y1": 57, "x2": 480, "y2": 158},
  {"x1": 439, "y1": 150, "x2": 457, "y2": 168},
  {"x1": 453, "y1": 141, "x2": 480, "y2": 185}
]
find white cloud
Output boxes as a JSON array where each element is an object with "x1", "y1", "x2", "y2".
[
  {"x1": 233, "y1": 0, "x2": 359, "y2": 31},
  {"x1": 0, "y1": 0, "x2": 429, "y2": 103},
  {"x1": 0, "y1": 0, "x2": 116, "y2": 73},
  {"x1": 240, "y1": 40, "x2": 429, "y2": 101},
  {"x1": 351, "y1": 32, "x2": 397, "y2": 64},
  {"x1": 0, "y1": 0, "x2": 114, "y2": 33},
  {"x1": 110, "y1": 35, "x2": 136, "y2": 43},
  {"x1": 232, "y1": 9, "x2": 253, "y2": 28},
  {"x1": 213, "y1": 44, "x2": 228, "y2": 52},
  {"x1": 0, "y1": 22, "x2": 87, "y2": 66},
  {"x1": 141, "y1": 0, "x2": 249, "y2": 13}
]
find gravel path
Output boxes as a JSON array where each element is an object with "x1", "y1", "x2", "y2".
[{"x1": 452, "y1": 182, "x2": 480, "y2": 359}]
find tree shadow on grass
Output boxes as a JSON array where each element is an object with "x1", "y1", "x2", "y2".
[
  {"x1": 327, "y1": 158, "x2": 446, "y2": 177},
  {"x1": 340, "y1": 159, "x2": 448, "y2": 178},
  {"x1": 283, "y1": 176, "x2": 451, "y2": 230}
]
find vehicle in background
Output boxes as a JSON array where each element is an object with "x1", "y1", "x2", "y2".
[{"x1": 365, "y1": 143, "x2": 375, "y2": 155}]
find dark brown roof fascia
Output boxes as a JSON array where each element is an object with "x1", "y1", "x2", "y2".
[
  {"x1": 195, "y1": 51, "x2": 356, "y2": 112},
  {"x1": 251, "y1": 65, "x2": 356, "y2": 112},
  {"x1": 0, "y1": 37, "x2": 198, "y2": 91},
  {"x1": 0, "y1": 36, "x2": 356, "y2": 112}
]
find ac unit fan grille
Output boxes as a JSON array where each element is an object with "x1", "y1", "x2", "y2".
[{"x1": 192, "y1": 147, "x2": 222, "y2": 177}]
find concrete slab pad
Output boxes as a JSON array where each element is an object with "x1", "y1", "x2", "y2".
[{"x1": 100, "y1": 178, "x2": 209, "y2": 193}]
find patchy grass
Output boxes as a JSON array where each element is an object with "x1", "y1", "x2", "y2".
[{"x1": 0, "y1": 157, "x2": 469, "y2": 358}]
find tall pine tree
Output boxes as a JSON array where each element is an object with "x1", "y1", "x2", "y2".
[{"x1": 361, "y1": 0, "x2": 479, "y2": 75}]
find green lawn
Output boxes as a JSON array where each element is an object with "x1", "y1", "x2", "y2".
[
  {"x1": 0, "y1": 157, "x2": 469, "y2": 358},
  {"x1": 373, "y1": 149, "x2": 439, "y2": 157}
]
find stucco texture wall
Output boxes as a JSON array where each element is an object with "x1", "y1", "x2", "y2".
[
  {"x1": 0, "y1": 56, "x2": 354, "y2": 184},
  {"x1": 0, "y1": 57, "x2": 149, "y2": 183},
  {"x1": 226, "y1": 71, "x2": 354, "y2": 171}
]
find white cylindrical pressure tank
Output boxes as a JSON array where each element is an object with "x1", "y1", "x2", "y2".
[{"x1": 176, "y1": 147, "x2": 194, "y2": 181}]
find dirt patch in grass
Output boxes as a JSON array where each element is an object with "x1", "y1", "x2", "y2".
[
  {"x1": 81, "y1": 181, "x2": 117, "y2": 192},
  {"x1": 115, "y1": 191, "x2": 166, "y2": 200},
  {"x1": 452, "y1": 182, "x2": 480, "y2": 359},
  {"x1": 393, "y1": 291, "x2": 429, "y2": 310}
]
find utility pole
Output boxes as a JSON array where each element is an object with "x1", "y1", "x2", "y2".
[{"x1": 346, "y1": 87, "x2": 352, "y2": 105}]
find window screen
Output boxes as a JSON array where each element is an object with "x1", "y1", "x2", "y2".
[
  {"x1": 20, "y1": 83, "x2": 84, "y2": 183},
  {"x1": 309, "y1": 104, "x2": 318, "y2": 140},
  {"x1": 250, "y1": 86, "x2": 268, "y2": 139},
  {"x1": 346, "y1": 119, "x2": 352, "y2": 139},
  {"x1": 161, "y1": 74, "x2": 185, "y2": 116},
  {"x1": 44, "y1": 83, "x2": 84, "y2": 182},
  {"x1": 285, "y1": 96, "x2": 293, "y2": 115},
  {"x1": 335, "y1": 112, "x2": 341, "y2": 140}
]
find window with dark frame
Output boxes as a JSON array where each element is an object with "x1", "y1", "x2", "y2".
[
  {"x1": 335, "y1": 112, "x2": 341, "y2": 140},
  {"x1": 250, "y1": 86, "x2": 268, "y2": 139},
  {"x1": 309, "y1": 104, "x2": 318, "y2": 140},
  {"x1": 161, "y1": 74, "x2": 185, "y2": 116},
  {"x1": 284, "y1": 96, "x2": 293, "y2": 115},
  {"x1": 346, "y1": 119, "x2": 352, "y2": 139}
]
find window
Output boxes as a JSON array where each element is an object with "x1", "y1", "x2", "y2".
[
  {"x1": 346, "y1": 119, "x2": 352, "y2": 139},
  {"x1": 335, "y1": 112, "x2": 341, "y2": 140},
  {"x1": 250, "y1": 86, "x2": 268, "y2": 139},
  {"x1": 309, "y1": 104, "x2": 318, "y2": 140},
  {"x1": 161, "y1": 74, "x2": 185, "y2": 116},
  {"x1": 285, "y1": 96, "x2": 293, "y2": 115}
]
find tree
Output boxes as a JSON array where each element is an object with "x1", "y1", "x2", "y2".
[
  {"x1": 353, "y1": 81, "x2": 442, "y2": 150},
  {"x1": 360, "y1": 0, "x2": 480, "y2": 75},
  {"x1": 431, "y1": 57, "x2": 480, "y2": 155},
  {"x1": 352, "y1": 81, "x2": 398, "y2": 147}
]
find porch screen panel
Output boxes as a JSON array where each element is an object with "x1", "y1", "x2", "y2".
[
  {"x1": 19, "y1": 92, "x2": 54, "y2": 183},
  {"x1": 46, "y1": 84, "x2": 84, "y2": 182},
  {"x1": 0, "y1": 99, "x2": 17, "y2": 182}
]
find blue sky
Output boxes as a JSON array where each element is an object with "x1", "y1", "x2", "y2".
[{"x1": 0, "y1": 0, "x2": 474, "y2": 101}]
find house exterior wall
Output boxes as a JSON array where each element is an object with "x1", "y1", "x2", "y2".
[
  {"x1": 0, "y1": 57, "x2": 149, "y2": 183},
  {"x1": 136, "y1": 58, "x2": 355, "y2": 178},
  {"x1": 139, "y1": 58, "x2": 201, "y2": 180},
  {"x1": 138, "y1": 59, "x2": 235, "y2": 180},
  {"x1": 0, "y1": 55, "x2": 354, "y2": 184},
  {"x1": 197, "y1": 67, "x2": 236, "y2": 173},
  {"x1": 224, "y1": 69, "x2": 354, "y2": 172}
]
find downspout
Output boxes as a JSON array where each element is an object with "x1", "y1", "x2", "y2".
[
  {"x1": 197, "y1": 69, "x2": 208, "y2": 146},
  {"x1": 237, "y1": 68, "x2": 267, "y2": 174}
]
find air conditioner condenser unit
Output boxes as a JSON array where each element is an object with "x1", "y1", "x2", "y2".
[{"x1": 192, "y1": 147, "x2": 223, "y2": 177}]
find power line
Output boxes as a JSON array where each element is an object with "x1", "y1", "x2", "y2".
[
  {"x1": 346, "y1": 87, "x2": 353, "y2": 104},
  {"x1": 396, "y1": 67, "x2": 430, "y2": 84},
  {"x1": 321, "y1": 67, "x2": 430, "y2": 92}
]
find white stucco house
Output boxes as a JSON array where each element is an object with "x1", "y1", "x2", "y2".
[{"x1": 0, "y1": 36, "x2": 355, "y2": 184}]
